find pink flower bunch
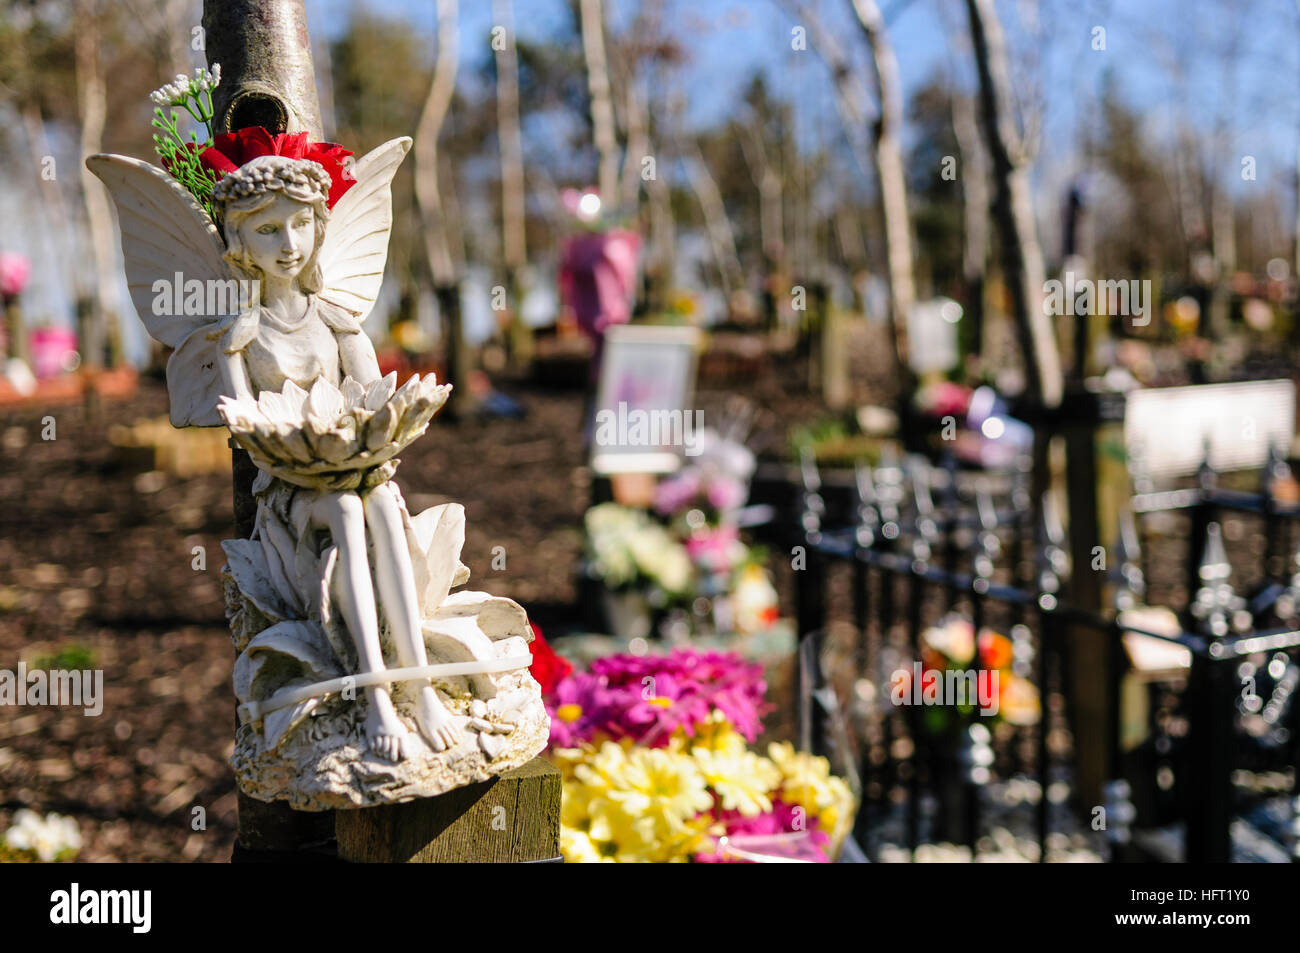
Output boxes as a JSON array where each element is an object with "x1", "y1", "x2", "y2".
[
  {"x1": 694, "y1": 799, "x2": 832, "y2": 863},
  {"x1": 544, "y1": 671, "x2": 613, "y2": 748},
  {"x1": 653, "y1": 470, "x2": 702, "y2": 515},
  {"x1": 684, "y1": 524, "x2": 743, "y2": 573},
  {"x1": 914, "y1": 379, "x2": 973, "y2": 420},
  {"x1": 654, "y1": 470, "x2": 747, "y2": 518},
  {"x1": 0, "y1": 252, "x2": 31, "y2": 300},
  {"x1": 545, "y1": 648, "x2": 771, "y2": 748},
  {"x1": 706, "y1": 475, "x2": 747, "y2": 511},
  {"x1": 558, "y1": 229, "x2": 641, "y2": 339}
]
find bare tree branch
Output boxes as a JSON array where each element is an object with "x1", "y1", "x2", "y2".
[
  {"x1": 493, "y1": 0, "x2": 527, "y2": 273},
  {"x1": 850, "y1": 0, "x2": 916, "y2": 373},
  {"x1": 414, "y1": 0, "x2": 459, "y2": 287},
  {"x1": 964, "y1": 0, "x2": 1063, "y2": 407},
  {"x1": 579, "y1": 0, "x2": 620, "y2": 205}
]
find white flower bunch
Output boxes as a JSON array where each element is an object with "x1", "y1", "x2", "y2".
[
  {"x1": 627, "y1": 524, "x2": 693, "y2": 594},
  {"x1": 150, "y1": 65, "x2": 221, "y2": 107},
  {"x1": 585, "y1": 503, "x2": 694, "y2": 596},
  {"x1": 585, "y1": 503, "x2": 642, "y2": 587},
  {"x1": 3, "y1": 809, "x2": 82, "y2": 862},
  {"x1": 694, "y1": 428, "x2": 756, "y2": 481},
  {"x1": 218, "y1": 372, "x2": 452, "y2": 488}
]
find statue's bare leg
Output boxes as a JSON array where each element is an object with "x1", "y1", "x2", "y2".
[
  {"x1": 318, "y1": 491, "x2": 408, "y2": 761},
  {"x1": 364, "y1": 483, "x2": 462, "y2": 752}
]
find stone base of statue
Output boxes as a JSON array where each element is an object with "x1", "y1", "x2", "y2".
[{"x1": 231, "y1": 678, "x2": 550, "y2": 811}]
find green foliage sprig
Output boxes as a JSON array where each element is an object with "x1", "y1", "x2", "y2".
[{"x1": 149, "y1": 65, "x2": 222, "y2": 221}]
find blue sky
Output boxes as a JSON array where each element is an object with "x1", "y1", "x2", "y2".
[{"x1": 305, "y1": 0, "x2": 1300, "y2": 174}]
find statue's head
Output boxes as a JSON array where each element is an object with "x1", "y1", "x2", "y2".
[{"x1": 214, "y1": 156, "x2": 331, "y2": 294}]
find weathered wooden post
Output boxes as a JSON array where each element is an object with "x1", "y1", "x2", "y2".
[
  {"x1": 90, "y1": 0, "x2": 558, "y2": 863},
  {"x1": 200, "y1": 0, "x2": 336, "y2": 861},
  {"x1": 335, "y1": 759, "x2": 559, "y2": 863}
]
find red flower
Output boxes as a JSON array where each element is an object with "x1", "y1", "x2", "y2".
[
  {"x1": 527, "y1": 623, "x2": 572, "y2": 696},
  {"x1": 199, "y1": 127, "x2": 355, "y2": 208},
  {"x1": 977, "y1": 630, "x2": 1014, "y2": 670}
]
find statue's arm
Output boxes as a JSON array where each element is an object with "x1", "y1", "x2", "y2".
[
  {"x1": 338, "y1": 329, "x2": 383, "y2": 385},
  {"x1": 219, "y1": 349, "x2": 255, "y2": 402}
]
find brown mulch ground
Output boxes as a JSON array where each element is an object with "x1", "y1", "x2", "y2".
[{"x1": 0, "y1": 324, "x2": 886, "y2": 862}]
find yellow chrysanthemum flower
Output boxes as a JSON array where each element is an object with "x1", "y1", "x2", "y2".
[
  {"x1": 559, "y1": 826, "x2": 611, "y2": 863},
  {"x1": 587, "y1": 794, "x2": 657, "y2": 847},
  {"x1": 561, "y1": 740, "x2": 712, "y2": 861},
  {"x1": 685, "y1": 711, "x2": 749, "y2": 755},
  {"x1": 767, "y1": 742, "x2": 857, "y2": 853},
  {"x1": 548, "y1": 745, "x2": 590, "y2": 781},
  {"x1": 614, "y1": 746, "x2": 714, "y2": 834},
  {"x1": 692, "y1": 745, "x2": 781, "y2": 817},
  {"x1": 572, "y1": 740, "x2": 631, "y2": 791}
]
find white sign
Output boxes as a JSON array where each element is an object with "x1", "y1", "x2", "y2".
[
  {"x1": 906, "y1": 297, "x2": 961, "y2": 374},
  {"x1": 1124, "y1": 379, "x2": 1295, "y2": 480},
  {"x1": 592, "y1": 325, "x2": 702, "y2": 474}
]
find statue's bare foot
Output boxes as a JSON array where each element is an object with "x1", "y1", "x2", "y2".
[
  {"x1": 415, "y1": 686, "x2": 461, "y2": 752},
  {"x1": 365, "y1": 687, "x2": 408, "y2": 762}
]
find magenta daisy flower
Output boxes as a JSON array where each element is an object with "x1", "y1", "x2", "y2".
[{"x1": 545, "y1": 671, "x2": 612, "y2": 748}]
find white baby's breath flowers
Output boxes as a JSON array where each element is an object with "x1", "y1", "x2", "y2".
[
  {"x1": 149, "y1": 64, "x2": 221, "y2": 107},
  {"x1": 150, "y1": 81, "x2": 185, "y2": 107},
  {"x1": 196, "y1": 63, "x2": 221, "y2": 92},
  {"x1": 4, "y1": 809, "x2": 83, "y2": 862}
]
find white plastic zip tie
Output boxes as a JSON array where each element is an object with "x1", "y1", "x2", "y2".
[{"x1": 238, "y1": 653, "x2": 534, "y2": 724}]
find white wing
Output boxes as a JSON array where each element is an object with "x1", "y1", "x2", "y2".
[
  {"x1": 85, "y1": 154, "x2": 231, "y2": 348},
  {"x1": 316, "y1": 137, "x2": 412, "y2": 323},
  {"x1": 87, "y1": 154, "x2": 235, "y2": 428}
]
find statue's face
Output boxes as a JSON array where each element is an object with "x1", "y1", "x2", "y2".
[{"x1": 238, "y1": 193, "x2": 316, "y2": 282}]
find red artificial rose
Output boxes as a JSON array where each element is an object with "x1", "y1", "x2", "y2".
[
  {"x1": 199, "y1": 127, "x2": 356, "y2": 208},
  {"x1": 300, "y1": 140, "x2": 356, "y2": 208},
  {"x1": 161, "y1": 141, "x2": 219, "y2": 180},
  {"x1": 527, "y1": 622, "x2": 572, "y2": 696}
]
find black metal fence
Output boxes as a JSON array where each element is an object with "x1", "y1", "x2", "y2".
[{"x1": 783, "y1": 450, "x2": 1300, "y2": 862}]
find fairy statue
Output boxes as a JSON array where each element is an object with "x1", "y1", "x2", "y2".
[{"x1": 85, "y1": 68, "x2": 548, "y2": 809}]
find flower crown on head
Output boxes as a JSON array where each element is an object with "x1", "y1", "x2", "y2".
[{"x1": 212, "y1": 154, "x2": 333, "y2": 209}]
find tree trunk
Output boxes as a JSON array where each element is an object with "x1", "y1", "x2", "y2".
[
  {"x1": 74, "y1": 1, "x2": 122, "y2": 369},
  {"x1": 685, "y1": 143, "x2": 743, "y2": 306},
  {"x1": 964, "y1": 0, "x2": 1062, "y2": 408},
  {"x1": 204, "y1": 0, "x2": 323, "y2": 136},
  {"x1": 579, "y1": 0, "x2": 620, "y2": 206},
  {"x1": 19, "y1": 105, "x2": 74, "y2": 367},
  {"x1": 738, "y1": 119, "x2": 785, "y2": 276},
  {"x1": 791, "y1": 0, "x2": 912, "y2": 387},
  {"x1": 494, "y1": 0, "x2": 531, "y2": 370},
  {"x1": 415, "y1": 0, "x2": 459, "y2": 289},
  {"x1": 851, "y1": 0, "x2": 916, "y2": 380},
  {"x1": 437, "y1": 283, "x2": 469, "y2": 423},
  {"x1": 415, "y1": 0, "x2": 472, "y2": 414},
  {"x1": 645, "y1": 148, "x2": 675, "y2": 314},
  {"x1": 952, "y1": 91, "x2": 988, "y2": 370},
  {"x1": 619, "y1": 78, "x2": 650, "y2": 215},
  {"x1": 1295, "y1": 144, "x2": 1300, "y2": 282}
]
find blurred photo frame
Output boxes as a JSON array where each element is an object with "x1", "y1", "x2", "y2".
[{"x1": 592, "y1": 324, "x2": 702, "y2": 475}]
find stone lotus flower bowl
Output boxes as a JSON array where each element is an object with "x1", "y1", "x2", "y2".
[{"x1": 218, "y1": 372, "x2": 451, "y2": 489}]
